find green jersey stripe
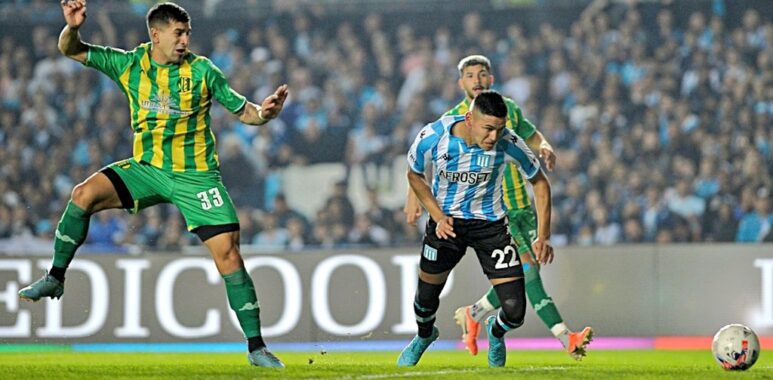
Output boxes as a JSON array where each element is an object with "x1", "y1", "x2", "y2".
[
  {"x1": 184, "y1": 67, "x2": 201, "y2": 171},
  {"x1": 162, "y1": 66, "x2": 180, "y2": 171},
  {"x1": 172, "y1": 57, "x2": 194, "y2": 172},
  {"x1": 203, "y1": 105, "x2": 217, "y2": 169},
  {"x1": 141, "y1": 62, "x2": 159, "y2": 164}
]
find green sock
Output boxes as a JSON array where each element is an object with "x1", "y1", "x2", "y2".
[
  {"x1": 484, "y1": 286, "x2": 501, "y2": 309},
  {"x1": 524, "y1": 263, "x2": 565, "y2": 332},
  {"x1": 51, "y1": 201, "x2": 90, "y2": 270},
  {"x1": 223, "y1": 268, "x2": 262, "y2": 338}
]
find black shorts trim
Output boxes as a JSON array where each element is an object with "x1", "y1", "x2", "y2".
[
  {"x1": 193, "y1": 223, "x2": 240, "y2": 242},
  {"x1": 101, "y1": 167, "x2": 134, "y2": 210}
]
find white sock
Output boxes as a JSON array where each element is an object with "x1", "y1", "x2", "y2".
[
  {"x1": 551, "y1": 322, "x2": 570, "y2": 348},
  {"x1": 469, "y1": 296, "x2": 495, "y2": 323}
]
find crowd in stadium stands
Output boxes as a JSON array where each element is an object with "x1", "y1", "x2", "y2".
[{"x1": 0, "y1": 1, "x2": 770, "y2": 252}]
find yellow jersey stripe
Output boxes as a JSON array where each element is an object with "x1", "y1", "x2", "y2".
[
  {"x1": 173, "y1": 60, "x2": 192, "y2": 172},
  {"x1": 150, "y1": 66, "x2": 169, "y2": 168}
]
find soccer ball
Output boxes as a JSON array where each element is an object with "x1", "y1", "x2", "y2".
[{"x1": 711, "y1": 324, "x2": 760, "y2": 370}]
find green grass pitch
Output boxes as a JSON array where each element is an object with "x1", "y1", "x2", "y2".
[{"x1": 0, "y1": 350, "x2": 770, "y2": 379}]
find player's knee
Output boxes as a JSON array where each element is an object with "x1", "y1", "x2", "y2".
[
  {"x1": 70, "y1": 182, "x2": 97, "y2": 212},
  {"x1": 209, "y1": 239, "x2": 243, "y2": 273},
  {"x1": 222, "y1": 245, "x2": 242, "y2": 265},
  {"x1": 494, "y1": 280, "x2": 526, "y2": 326},
  {"x1": 500, "y1": 298, "x2": 525, "y2": 327}
]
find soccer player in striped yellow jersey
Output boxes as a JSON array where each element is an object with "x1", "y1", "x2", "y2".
[
  {"x1": 404, "y1": 55, "x2": 592, "y2": 359},
  {"x1": 18, "y1": 1, "x2": 287, "y2": 368}
]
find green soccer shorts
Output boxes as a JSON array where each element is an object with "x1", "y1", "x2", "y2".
[
  {"x1": 102, "y1": 158, "x2": 239, "y2": 235},
  {"x1": 507, "y1": 207, "x2": 538, "y2": 261}
]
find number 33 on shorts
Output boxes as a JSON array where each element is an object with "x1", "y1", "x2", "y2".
[{"x1": 197, "y1": 187, "x2": 224, "y2": 210}]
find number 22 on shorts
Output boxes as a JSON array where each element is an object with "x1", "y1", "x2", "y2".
[{"x1": 492, "y1": 245, "x2": 519, "y2": 269}]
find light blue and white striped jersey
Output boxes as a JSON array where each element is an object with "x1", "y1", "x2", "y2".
[{"x1": 407, "y1": 115, "x2": 540, "y2": 221}]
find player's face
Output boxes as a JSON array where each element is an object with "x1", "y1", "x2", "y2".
[
  {"x1": 466, "y1": 109, "x2": 506, "y2": 151},
  {"x1": 458, "y1": 64, "x2": 494, "y2": 100},
  {"x1": 151, "y1": 21, "x2": 191, "y2": 64}
]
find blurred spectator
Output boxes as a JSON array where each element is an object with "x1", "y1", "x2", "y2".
[
  {"x1": 736, "y1": 188, "x2": 773, "y2": 243},
  {"x1": 286, "y1": 217, "x2": 307, "y2": 251},
  {"x1": 252, "y1": 213, "x2": 289, "y2": 249},
  {"x1": 219, "y1": 134, "x2": 263, "y2": 209},
  {"x1": 348, "y1": 214, "x2": 390, "y2": 247},
  {"x1": 323, "y1": 181, "x2": 355, "y2": 229},
  {"x1": 592, "y1": 208, "x2": 621, "y2": 245},
  {"x1": 622, "y1": 218, "x2": 645, "y2": 243},
  {"x1": 705, "y1": 201, "x2": 739, "y2": 242},
  {"x1": 86, "y1": 210, "x2": 126, "y2": 252},
  {"x1": 271, "y1": 193, "x2": 308, "y2": 232}
]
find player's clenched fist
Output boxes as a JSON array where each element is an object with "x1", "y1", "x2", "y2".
[{"x1": 61, "y1": 0, "x2": 87, "y2": 28}]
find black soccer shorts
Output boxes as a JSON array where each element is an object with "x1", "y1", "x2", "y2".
[{"x1": 419, "y1": 217, "x2": 523, "y2": 279}]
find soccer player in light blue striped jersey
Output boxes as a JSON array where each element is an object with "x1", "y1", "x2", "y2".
[{"x1": 397, "y1": 90, "x2": 554, "y2": 368}]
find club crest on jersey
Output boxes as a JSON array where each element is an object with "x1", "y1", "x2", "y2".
[
  {"x1": 177, "y1": 76, "x2": 192, "y2": 93},
  {"x1": 476, "y1": 154, "x2": 491, "y2": 167}
]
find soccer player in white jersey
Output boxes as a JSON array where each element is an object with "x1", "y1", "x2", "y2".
[
  {"x1": 437, "y1": 55, "x2": 592, "y2": 359},
  {"x1": 407, "y1": 55, "x2": 592, "y2": 359},
  {"x1": 397, "y1": 90, "x2": 554, "y2": 368}
]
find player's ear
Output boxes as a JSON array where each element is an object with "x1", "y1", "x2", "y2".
[
  {"x1": 464, "y1": 111, "x2": 472, "y2": 126},
  {"x1": 489, "y1": 74, "x2": 495, "y2": 86},
  {"x1": 457, "y1": 77, "x2": 464, "y2": 92}
]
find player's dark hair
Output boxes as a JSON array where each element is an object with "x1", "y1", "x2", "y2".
[
  {"x1": 457, "y1": 55, "x2": 491, "y2": 77},
  {"x1": 470, "y1": 90, "x2": 507, "y2": 119},
  {"x1": 146, "y1": 2, "x2": 190, "y2": 31}
]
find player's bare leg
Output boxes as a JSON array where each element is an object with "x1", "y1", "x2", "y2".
[{"x1": 205, "y1": 231, "x2": 284, "y2": 368}]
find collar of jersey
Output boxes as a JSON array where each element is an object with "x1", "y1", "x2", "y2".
[
  {"x1": 144, "y1": 42, "x2": 184, "y2": 69},
  {"x1": 449, "y1": 134, "x2": 486, "y2": 154}
]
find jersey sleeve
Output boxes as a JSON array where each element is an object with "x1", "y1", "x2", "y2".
[
  {"x1": 204, "y1": 58, "x2": 247, "y2": 114},
  {"x1": 407, "y1": 123, "x2": 439, "y2": 174},
  {"x1": 84, "y1": 44, "x2": 133, "y2": 83},
  {"x1": 501, "y1": 129, "x2": 540, "y2": 180},
  {"x1": 506, "y1": 98, "x2": 536, "y2": 140}
]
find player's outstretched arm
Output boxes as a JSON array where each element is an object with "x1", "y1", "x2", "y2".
[
  {"x1": 526, "y1": 131, "x2": 556, "y2": 172},
  {"x1": 529, "y1": 170, "x2": 554, "y2": 264},
  {"x1": 59, "y1": 0, "x2": 89, "y2": 63},
  {"x1": 239, "y1": 84, "x2": 289, "y2": 126}
]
